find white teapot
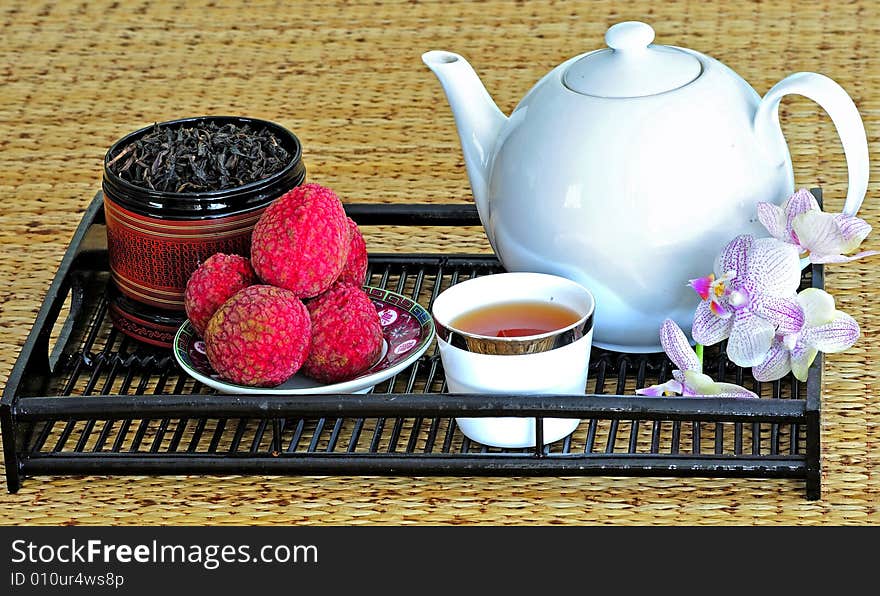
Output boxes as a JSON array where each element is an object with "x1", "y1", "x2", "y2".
[{"x1": 423, "y1": 21, "x2": 868, "y2": 352}]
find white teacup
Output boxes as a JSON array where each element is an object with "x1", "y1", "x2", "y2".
[{"x1": 432, "y1": 272, "x2": 595, "y2": 448}]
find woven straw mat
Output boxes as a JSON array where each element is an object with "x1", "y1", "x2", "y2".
[{"x1": 0, "y1": 0, "x2": 877, "y2": 525}]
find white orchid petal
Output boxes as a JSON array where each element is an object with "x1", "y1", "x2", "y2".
[
  {"x1": 742, "y1": 238, "x2": 802, "y2": 296},
  {"x1": 681, "y1": 371, "x2": 757, "y2": 398},
  {"x1": 711, "y1": 383, "x2": 759, "y2": 398},
  {"x1": 793, "y1": 210, "x2": 846, "y2": 256},
  {"x1": 659, "y1": 319, "x2": 700, "y2": 373},
  {"x1": 802, "y1": 312, "x2": 860, "y2": 353},
  {"x1": 797, "y1": 288, "x2": 836, "y2": 326},
  {"x1": 809, "y1": 249, "x2": 880, "y2": 264},
  {"x1": 672, "y1": 369, "x2": 686, "y2": 384},
  {"x1": 757, "y1": 202, "x2": 789, "y2": 242},
  {"x1": 635, "y1": 385, "x2": 663, "y2": 396},
  {"x1": 784, "y1": 188, "x2": 821, "y2": 225},
  {"x1": 833, "y1": 214, "x2": 872, "y2": 253},
  {"x1": 790, "y1": 345, "x2": 819, "y2": 382},
  {"x1": 852, "y1": 249, "x2": 880, "y2": 259},
  {"x1": 636, "y1": 379, "x2": 684, "y2": 396},
  {"x1": 726, "y1": 310, "x2": 776, "y2": 367},
  {"x1": 806, "y1": 253, "x2": 843, "y2": 264},
  {"x1": 692, "y1": 300, "x2": 734, "y2": 345},
  {"x1": 683, "y1": 370, "x2": 720, "y2": 395},
  {"x1": 752, "y1": 339, "x2": 792, "y2": 382},
  {"x1": 714, "y1": 235, "x2": 752, "y2": 280},
  {"x1": 751, "y1": 295, "x2": 804, "y2": 335}
]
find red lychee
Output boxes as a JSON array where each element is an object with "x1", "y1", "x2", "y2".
[
  {"x1": 184, "y1": 253, "x2": 256, "y2": 336},
  {"x1": 336, "y1": 217, "x2": 368, "y2": 286},
  {"x1": 250, "y1": 183, "x2": 349, "y2": 298},
  {"x1": 205, "y1": 285, "x2": 311, "y2": 387},
  {"x1": 303, "y1": 283, "x2": 383, "y2": 384}
]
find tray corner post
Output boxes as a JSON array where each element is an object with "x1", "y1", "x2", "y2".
[
  {"x1": 804, "y1": 350, "x2": 823, "y2": 501},
  {"x1": 804, "y1": 407, "x2": 821, "y2": 501},
  {"x1": 1, "y1": 402, "x2": 22, "y2": 493},
  {"x1": 802, "y1": 244, "x2": 824, "y2": 501}
]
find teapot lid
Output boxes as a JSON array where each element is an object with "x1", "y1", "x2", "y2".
[{"x1": 563, "y1": 22, "x2": 702, "y2": 98}]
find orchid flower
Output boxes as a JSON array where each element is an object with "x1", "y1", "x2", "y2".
[
  {"x1": 758, "y1": 188, "x2": 879, "y2": 263},
  {"x1": 636, "y1": 319, "x2": 757, "y2": 398},
  {"x1": 690, "y1": 235, "x2": 803, "y2": 367},
  {"x1": 753, "y1": 288, "x2": 860, "y2": 382}
]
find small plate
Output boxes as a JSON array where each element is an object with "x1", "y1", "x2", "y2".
[{"x1": 173, "y1": 286, "x2": 435, "y2": 394}]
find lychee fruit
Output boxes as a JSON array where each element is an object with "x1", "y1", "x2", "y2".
[
  {"x1": 303, "y1": 282, "x2": 383, "y2": 384},
  {"x1": 250, "y1": 183, "x2": 349, "y2": 298},
  {"x1": 336, "y1": 217, "x2": 369, "y2": 286},
  {"x1": 184, "y1": 253, "x2": 256, "y2": 336},
  {"x1": 205, "y1": 285, "x2": 311, "y2": 387}
]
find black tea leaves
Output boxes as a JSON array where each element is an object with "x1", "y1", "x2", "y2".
[{"x1": 108, "y1": 120, "x2": 291, "y2": 193}]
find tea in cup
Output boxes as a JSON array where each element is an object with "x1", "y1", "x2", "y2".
[{"x1": 432, "y1": 272, "x2": 595, "y2": 448}]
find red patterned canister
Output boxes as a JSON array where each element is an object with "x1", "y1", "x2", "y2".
[{"x1": 102, "y1": 116, "x2": 306, "y2": 348}]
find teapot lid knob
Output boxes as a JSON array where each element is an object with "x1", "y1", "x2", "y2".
[
  {"x1": 605, "y1": 21, "x2": 655, "y2": 51},
  {"x1": 563, "y1": 21, "x2": 702, "y2": 98}
]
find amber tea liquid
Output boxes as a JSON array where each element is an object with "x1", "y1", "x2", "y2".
[{"x1": 450, "y1": 301, "x2": 581, "y2": 338}]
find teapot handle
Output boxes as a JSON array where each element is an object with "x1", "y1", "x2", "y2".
[{"x1": 754, "y1": 72, "x2": 868, "y2": 216}]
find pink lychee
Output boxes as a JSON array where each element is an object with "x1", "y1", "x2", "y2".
[
  {"x1": 184, "y1": 253, "x2": 256, "y2": 336},
  {"x1": 337, "y1": 217, "x2": 369, "y2": 286},
  {"x1": 205, "y1": 285, "x2": 311, "y2": 387},
  {"x1": 250, "y1": 183, "x2": 349, "y2": 298},
  {"x1": 303, "y1": 283, "x2": 383, "y2": 384}
]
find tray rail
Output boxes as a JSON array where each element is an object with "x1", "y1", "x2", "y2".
[{"x1": 1, "y1": 191, "x2": 823, "y2": 498}]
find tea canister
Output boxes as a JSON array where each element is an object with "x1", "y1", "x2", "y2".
[{"x1": 102, "y1": 115, "x2": 306, "y2": 347}]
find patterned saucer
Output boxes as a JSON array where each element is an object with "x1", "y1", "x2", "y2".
[{"x1": 173, "y1": 286, "x2": 435, "y2": 395}]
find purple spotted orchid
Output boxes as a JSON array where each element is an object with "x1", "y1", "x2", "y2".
[
  {"x1": 636, "y1": 319, "x2": 757, "y2": 398},
  {"x1": 758, "y1": 188, "x2": 879, "y2": 264},
  {"x1": 689, "y1": 235, "x2": 804, "y2": 368},
  {"x1": 753, "y1": 288, "x2": 860, "y2": 382}
]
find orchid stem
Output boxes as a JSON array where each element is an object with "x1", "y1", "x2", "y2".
[{"x1": 695, "y1": 343, "x2": 704, "y2": 367}]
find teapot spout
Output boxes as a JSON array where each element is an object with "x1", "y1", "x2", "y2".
[{"x1": 422, "y1": 51, "x2": 507, "y2": 220}]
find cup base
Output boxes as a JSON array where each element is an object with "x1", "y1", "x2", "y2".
[{"x1": 455, "y1": 417, "x2": 580, "y2": 449}]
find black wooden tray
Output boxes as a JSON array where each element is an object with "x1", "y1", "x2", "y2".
[{"x1": 1, "y1": 191, "x2": 824, "y2": 498}]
